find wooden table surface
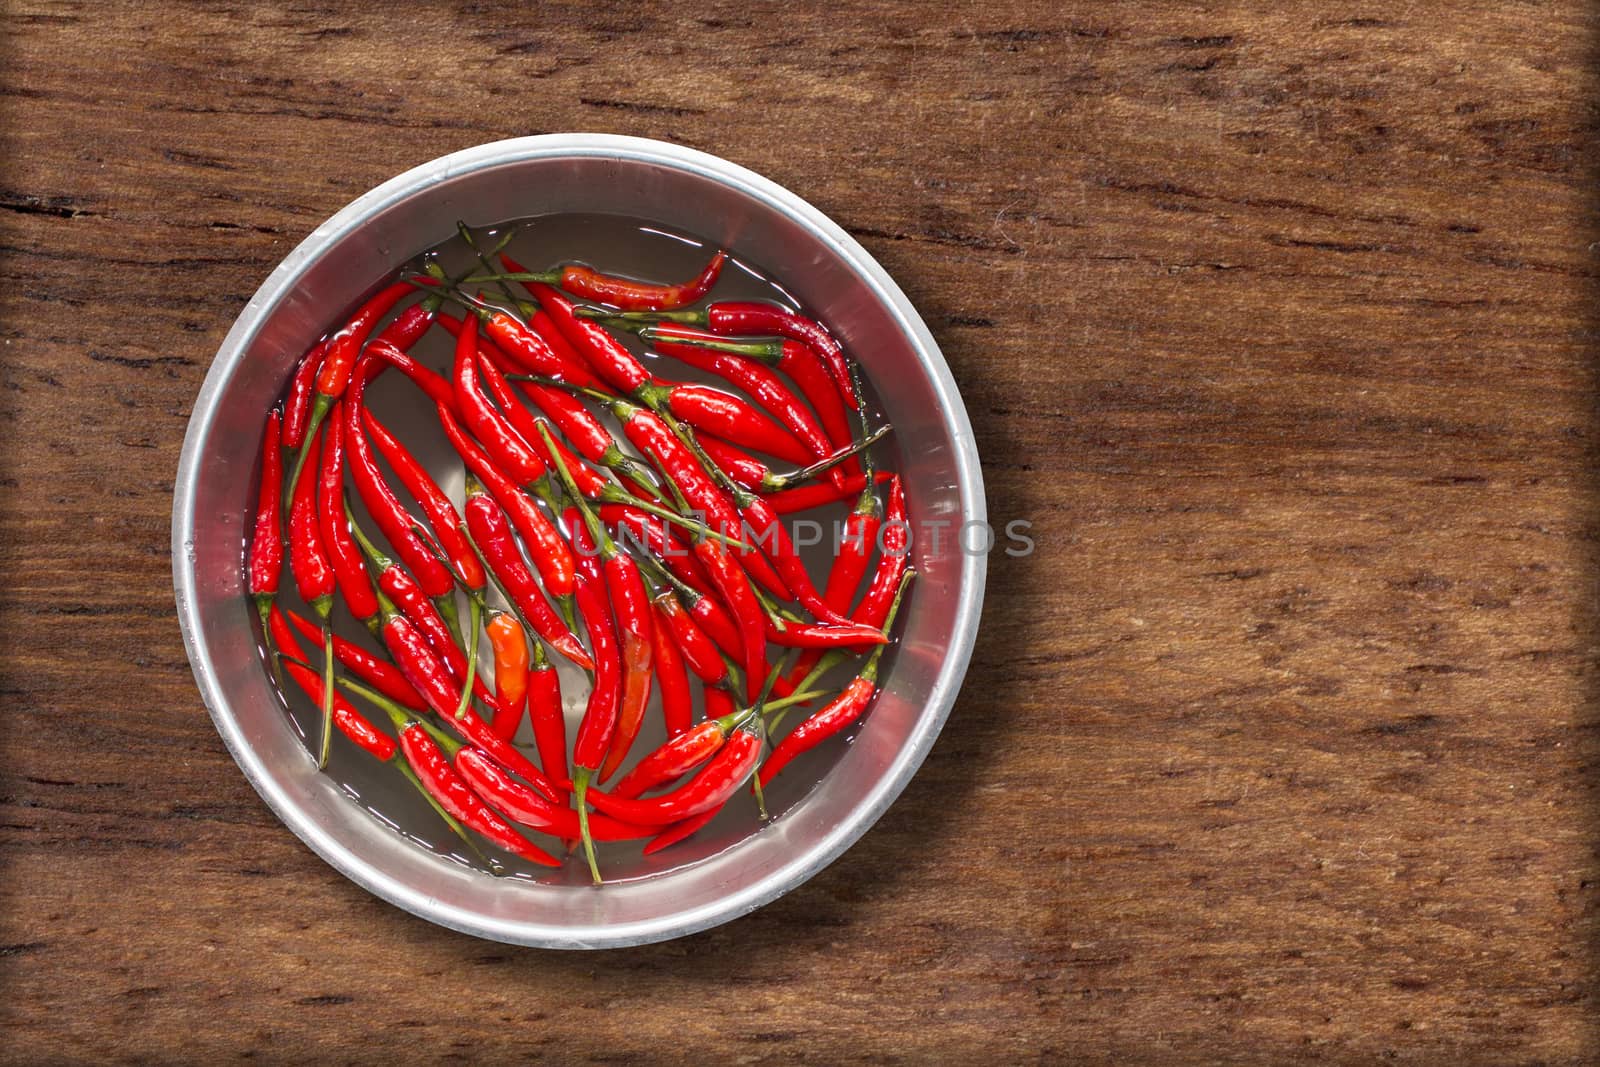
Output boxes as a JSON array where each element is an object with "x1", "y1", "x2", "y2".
[{"x1": 4, "y1": 2, "x2": 1597, "y2": 1062}]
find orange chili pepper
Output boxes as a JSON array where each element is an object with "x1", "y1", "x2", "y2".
[{"x1": 486, "y1": 612, "x2": 529, "y2": 741}]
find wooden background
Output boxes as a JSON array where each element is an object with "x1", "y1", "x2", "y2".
[{"x1": 3, "y1": 1, "x2": 1597, "y2": 1062}]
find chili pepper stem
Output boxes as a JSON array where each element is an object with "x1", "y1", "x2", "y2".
[
  {"x1": 556, "y1": 594, "x2": 580, "y2": 640},
  {"x1": 768, "y1": 423, "x2": 892, "y2": 491},
  {"x1": 752, "y1": 772, "x2": 768, "y2": 820},
  {"x1": 632, "y1": 325, "x2": 779, "y2": 362},
  {"x1": 573, "y1": 766, "x2": 602, "y2": 885},
  {"x1": 435, "y1": 593, "x2": 464, "y2": 652},
  {"x1": 284, "y1": 393, "x2": 333, "y2": 504},
  {"x1": 454, "y1": 595, "x2": 481, "y2": 721},
  {"x1": 758, "y1": 687, "x2": 827, "y2": 714},
  {"x1": 462, "y1": 270, "x2": 561, "y2": 286},
  {"x1": 612, "y1": 456, "x2": 663, "y2": 501},
  {"x1": 318, "y1": 622, "x2": 335, "y2": 769}
]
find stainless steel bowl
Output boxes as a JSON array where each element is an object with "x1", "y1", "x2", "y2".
[{"x1": 172, "y1": 134, "x2": 985, "y2": 948}]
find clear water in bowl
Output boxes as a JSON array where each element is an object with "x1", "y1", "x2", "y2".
[{"x1": 262, "y1": 213, "x2": 907, "y2": 885}]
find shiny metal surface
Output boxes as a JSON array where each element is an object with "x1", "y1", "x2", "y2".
[{"x1": 171, "y1": 135, "x2": 986, "y2": 948}]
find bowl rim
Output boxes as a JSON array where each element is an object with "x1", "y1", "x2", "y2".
[{"x1": 172, "y1": 133, "x2": 987, "y2": 947}]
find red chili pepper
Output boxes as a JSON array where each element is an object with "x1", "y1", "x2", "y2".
[
  {"x1": 640, "y1": 379, "x2": 812, "y2": 466},
  {"x1": 473, "y1": 336, "x2": 659, "y2": 496},
  {"x1": 485, "y1": 611, "x2": 528, "y2": 741},
  {"x1": 650, "y1": 599, "x2": 693, "y2": 739},
  {"x1": 615, "y1": 325, "x2": 857, "y2": 474},
  {"x1": 601, "y1": 544, "x2": 654, "y2": 785},
  {"x1": 586, "y1": 725, "x2": 762, "y2": 827},
  {"x1": 829, "y1": 482, "x2": 883, "y2": 612},
  {"x1": 783, "y1": 439, "x2": 884, "y2": 687},
  {"x1": 287, "y1": 425, "x2": 339, "y2": 766},
  {"x1": 600, "y1": 504, "x2": 714, "y2": 597},
  {"x1": 457, "y1": 292, "x2": 605, "y2": 390},
  {"x1": 574, "y1": 387, "x2": 791, "y2": 600},
  {"x1": 840, "y1": 476, "x2": 911, "y2": 640},
  {"x1": 436, "y1": 309, "x2": 596, "y2": 389},
  {"x1": 612, "y1": 701, "x2": 751, "y2": 799},
  {"x1": 452, "y1": 311, "x2": 552, "y2": 489},
  {"x1": 343, "y1": 501, "x2": 501, "y2": 713},
  {"x1": 662, "y1": 419, "x2": 852, "y2": 627},
  {"x1": 541, "y1": 432, "x2": 654, "y2": 786},
  {"x1": 317, "y1": 281, "x2": 413, "y2": 400},
  {"x1": 374, "y1": 589, "x2": 561, "y2": 800},
  {"x1": 530, "y1": 420, "x2": 613, "y2": 499},
  {"x1": 367, "y1": 338, "x2": 457, "y2": 411},
  {"x1": 281, "y1": 338, "x2": 327, "y2": 452},
  {"x1": 459, "y1": 470, "x2": 592, "y2": 671},
  {"x1": 343, "y1": 362, "x2": 457, "y2": 605},
  {"x1": 268, "y1": 606, "x2": 396, "y2": 762},
  {"x1": 759, "y1": 568, "x2": 913, "y2": 787},
  {"x1": 602, "y1": 302, "x2": 855, "y2": 403},
  {"x1": 562, "y1": 509, "x2": 624, "y2": 876},
  {"x1": 766, "y1": 619, "x2": 888, "y2": 648},
  {"x1": 695, "y1": 435, "x2": 772, "y2": 494},
  {"x1": 647, "y1": 557, "x2": 744, "y2": 665},
  {"x1": 525, "y1": 639, "x2": 568, "y2": 787},
  {"x1": 372, "y1": 293, "x2": 440, "y2": 351},
  {"x1": 345, "y1": 502, "x2": 452, "y2": 656},
  {"x1": 247, "y1": 411, "x2": 284, "y2": 631},
  {"x1": 285, "y1": 608, "x2": 424, "y2": 711},
  {"x1": 506, "y1": 263, "x2": 653, "y2": 395},
  {"x1": 363, "y1": 409, "x2": 486, "y2": 594},
  {"x1": 642, "y1": 327, "x2": 844, "y2": 487},
  {"x1": 627, "y1": 541, "x2": 746, "y2": 672},
  {"x1": 520, "y1": 279, "x2": 653, "y2": 394},
  {"x1": 652, "y1": 591, "x2": 728, "y2": 686},
  {"x1": 528, "y1": 304, "x2": 589, "y2": 375},
  {"x1": 643, "y1": 806, "x2": 721, "y2": 855},
  {"x1": 316, "y1": 401, "x2": 380, "y2": 631},
  {"x1": 694, "y1": 536, "x2": 765, "y2": 703},
  {"x1": 288, "y1": 429, "x2": 335, "y2": 620},
  {"x1": 286, "y1": 281, "x2": 414, "y2": 497},
  {"x1": 434, "y1": 402, "x2": 576, "y2": 601},
  {"x1": 709, "y1": 302, "x2": 855, "y2": 409},
  {"x1": 454, "y1": 748, "x2": 651, "y2": 842},
  {"x1": 396, "y1": 723, "x2": 559, "y2": 867},
  {"x1": 495, "y1": 249, "x2": 726, "y2": 311}
]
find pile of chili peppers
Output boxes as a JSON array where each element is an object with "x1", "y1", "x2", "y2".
[{"x1": 248, "y1": 229, "x2": 914, "y2": 883}]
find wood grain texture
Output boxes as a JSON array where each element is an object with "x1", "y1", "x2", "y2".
[{"x1": 2, "y1": 1, "x2": 1597, "y2": 1062}]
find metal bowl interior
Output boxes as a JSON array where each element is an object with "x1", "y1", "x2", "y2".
[{"x1": 172, "y1": 134, "x2": 985, "y2": 948}]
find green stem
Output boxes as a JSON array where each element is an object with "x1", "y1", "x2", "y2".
[
  {"x1": 283, "y1": 393, "x2": 332, "y2": 509},
  {"x1": 574, "y1": 307, "x2": 703, "y2": 325},
  {"x1": 765, "y1": 424, "x2": 892, "y2": 492},
  {"x1": 435, "y1": 592, "x2": 464, "y2": 652},
  {"x1": 861, "y1": 569, "x2": 916, "y2": 685},
  {"x1": 345, "y1": 494, "x2": 394, "y2": 575},
  {"x1": 573, "y1": 767, "x2": 602, "y2": 885},
  {"x1": 634, "y1": 325, "x2": 783, "y2": 362},
  {"x1": 318, "y1": 621, "x2": 335, "y2": 769},
  {"x1": 537, "y1": 423, "x2": 619, "y2": 561},
  {"x1": 462, "y1": 270, "x2": 562, "y2": 285},
  {"x1": 760, "y1": 686, "x2": 828, "y2": 714},
  {"x1": 595, "y1": 485, "x2": 755, "y2": 551},
  {"x1": 752, "y1": 769, "x2": 768, "y2": 820},
  {"x1": 454, "y1": 595, "x2": 481, "y2": 720}
]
